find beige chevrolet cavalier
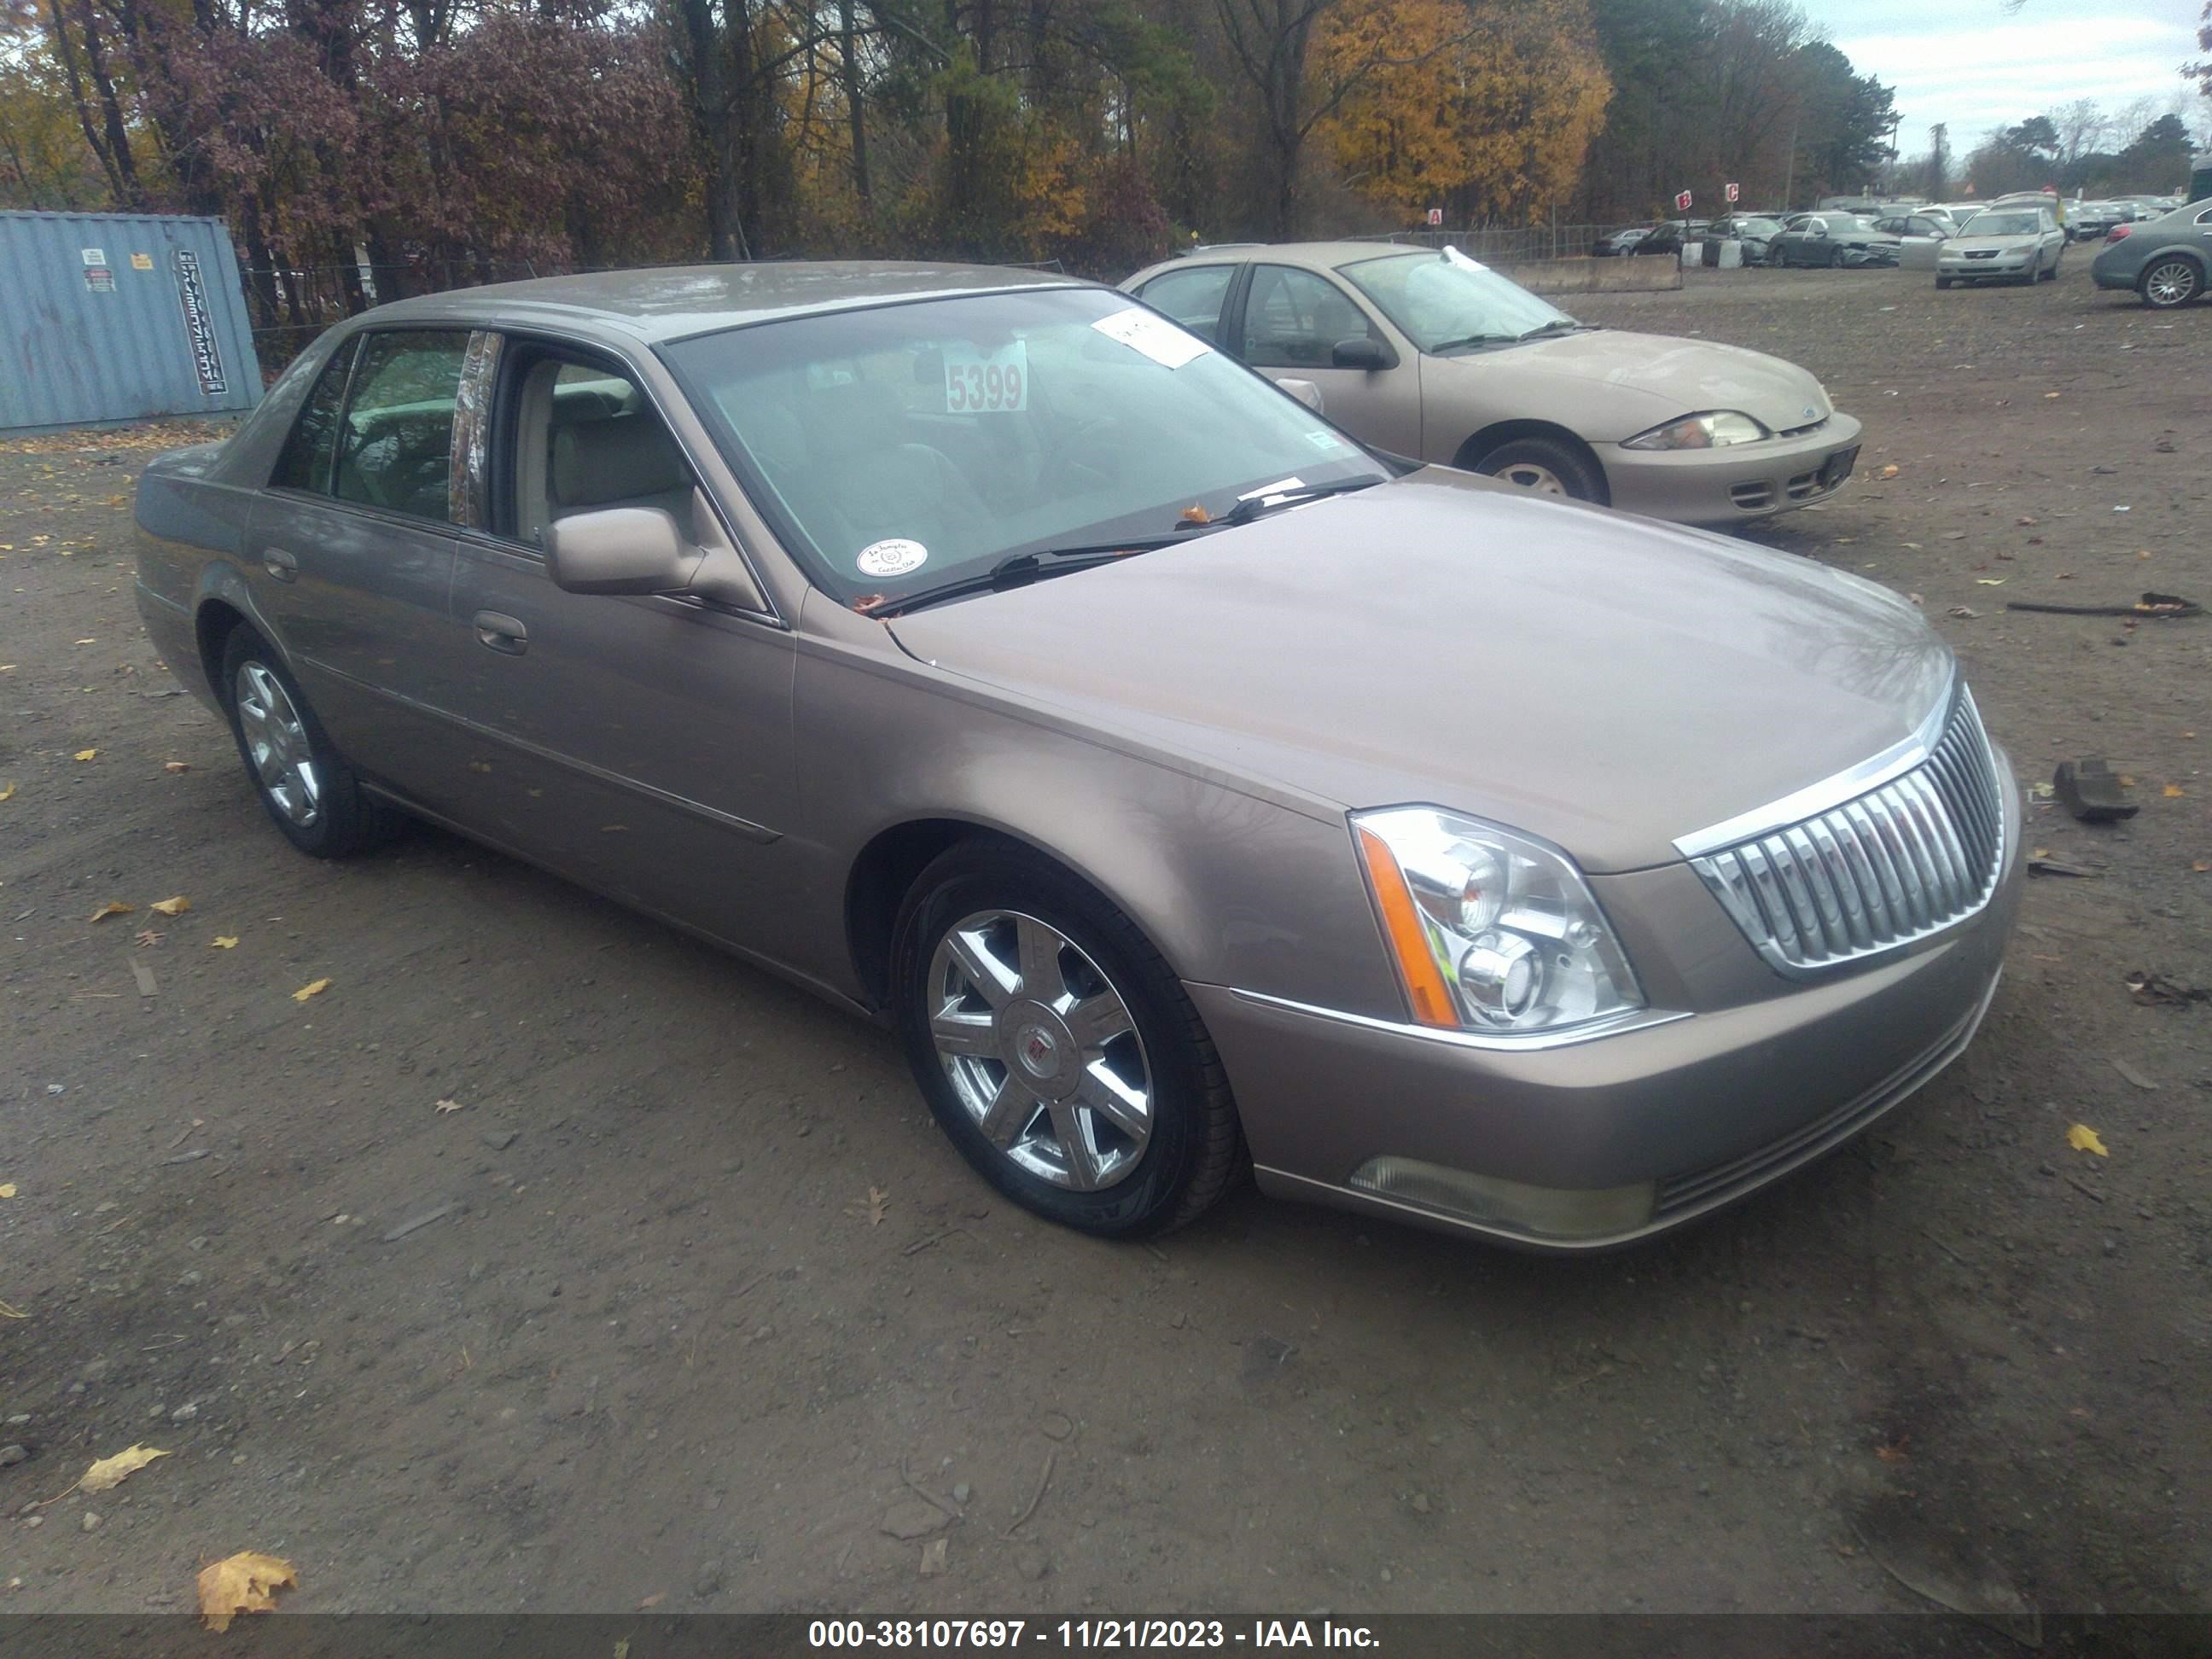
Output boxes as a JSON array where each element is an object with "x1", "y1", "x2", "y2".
[
  {"x1": 135, "y1": 262, "x2": 2018, "y2": 1251},
  {"x1": 1124, "y1": 242, "x2": 1864, "y2": 523}
]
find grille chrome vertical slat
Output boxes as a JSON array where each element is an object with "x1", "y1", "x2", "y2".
[{"x1": 1688, "y1": 688, "x2": 2008, "y2": 976}]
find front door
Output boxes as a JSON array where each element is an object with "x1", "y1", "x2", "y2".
[
  {"x1": 435, "y1": 339, "x2": 798, "y2": 952},
  {"x1": 243, "y1": 327, "x2": 485, "y2": 816},
  {"x1": 1232, "y1": 263, "x2": 1423, "y2": 457}
]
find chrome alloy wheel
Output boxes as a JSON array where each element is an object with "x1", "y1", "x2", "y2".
[
  {"x1": 2142, "y1": 259, "x2": 2199, "y2": 309},
  {"x1": 926, "y1": 910, "x2": 1153, "y2": 1190},
  {"x1": 1493, "y1": 461, "x2": 1569, "y2": 495},
  {"x1": 233, "y1": 661, "x2": 323, "y2": 829}
]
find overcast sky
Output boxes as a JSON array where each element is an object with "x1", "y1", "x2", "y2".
[{"x1": 1822, "y1": 0, "x2": 2207, "y2": 156}]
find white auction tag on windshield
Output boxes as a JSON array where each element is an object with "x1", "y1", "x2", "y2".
[
  {"x1": 945, "y1": 341, "x2": 1027, "y2": 413},
  {"x1": 1091, "y1": 306, "x2": 1211, "y2": 370},
  {"x1": 1445, "y1": 246, "x2": 1490, "y2": 274}
]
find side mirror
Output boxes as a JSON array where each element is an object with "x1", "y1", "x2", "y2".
[
  {"x1": 1330, "y1": 336, "x2": 1393, "y2": 372},
  {"x1": 546, "y1": 507, "x2": 690, "y2": 595},
  {"x1": 1277, "y1": 377, "x2": 1325, "y2": 414},
  {"x1": 545, "y1": 492, "x2": 769, "y2": 613}
]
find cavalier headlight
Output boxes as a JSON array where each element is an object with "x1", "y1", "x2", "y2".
[
  {"x1": 1353, "y1": 807, "x2": 1643, "y2": 1035},
  {"x1": 1621, "y1": 410, "x2": 1769, "y2": 451}
]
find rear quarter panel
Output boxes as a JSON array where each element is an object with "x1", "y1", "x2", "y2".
[{"x1": 133, "y1": 445, "x2": 270, "y2": 713}]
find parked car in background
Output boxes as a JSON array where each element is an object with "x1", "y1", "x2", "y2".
[
  {"x1": 1708, "y1": 214, "x2": 1784, "y2": 265},
  {"x1": 2067, "y1": 202, "x2": 2133, "y2": 242},
  {"x1": 1124, "y1": 242, "x2": 1862, "y2": 522},
  {"x1": 1628, "y1": 218, "x2": 1712, "y2": 259},
  {"x1": 1767, "y1": 214, "x2": 1902, "y2": 267},
  {"x1": 2091, "y1": 197, "x2": 2212, "y2": 308},
  {"x1": 132, "y1": 261, "x2": 2020, "y2": 1250},
  {"x1": 1871, "y1": 212, "x2": 1953, "y2": 271},
  {"x1": 1936, "y1": 205, "x2": 2066, "y2": 288},
  {"x1": 1591, "y1": 225, "x2": 1651, "y2": 257}
]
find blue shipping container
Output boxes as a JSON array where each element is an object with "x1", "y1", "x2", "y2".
[{"x1": 1, "y1": 210, "x2": 263, "y2": 434}]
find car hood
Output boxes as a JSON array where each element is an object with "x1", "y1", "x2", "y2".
[
  {"x1": 1426, "y1": 329, "x2": 1833, "y2": 438},
  {"x1": 884, "y1": 470, "x2": 1953, "y2": 872}
]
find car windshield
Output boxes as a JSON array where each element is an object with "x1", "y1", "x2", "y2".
[
  {"x1": 1338, "y1": 250, "x2": 1577, "y2": 353},
  {"x1": 1739, "y1": 218, "x2": 1781, "y2": 236},
  {"x1": 1961, "y1": 212, "x2": 2038, "y2": 236},
  {"x1": 660, "y1": 287, "x2": 1382, "y2": 604}
]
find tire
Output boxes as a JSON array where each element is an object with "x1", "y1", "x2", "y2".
[
  {"x1": 1828, "y1": 246, "x2": 1847, "y2": 268},
  {"x1": 2040, "y1": 252, "x2": 2060, "y2": 282},
  {"x1": 1470, "y1": 435, "x2": 1605, "y2": 503},
  {"x1": 218, "y1": 626, "x2": 396, "y2": 859},
  {"x1": 1935, "y1": 276, "x2": 1952, "y2": 290},
  {"x1": 2139, "y1": 258, "x2": 2203, "y2": 310},
  {"x1": 890, "y1": 839, "x2": 1243, "y2": 1238}
]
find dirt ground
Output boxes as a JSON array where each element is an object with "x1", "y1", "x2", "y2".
[{"x1": 1, "y1": 260, "x2": 2207, "y2": 1628}]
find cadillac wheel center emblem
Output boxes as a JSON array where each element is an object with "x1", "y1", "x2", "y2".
[{"x1": 1018, "y1": 1025, "x2": 1059, "y2": 1076}]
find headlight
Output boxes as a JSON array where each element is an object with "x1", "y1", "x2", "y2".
[
  {"x1": 1353, "y1": 807, "x2": 1644, "y2": 1035},
  {"x1": 1621, "y1": 410, "x2": 1769, "y2": 451}
]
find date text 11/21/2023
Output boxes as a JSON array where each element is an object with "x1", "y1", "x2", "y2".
[{"x1": 806, "y1": 1619, "x2": 1382, "y2": 1650}]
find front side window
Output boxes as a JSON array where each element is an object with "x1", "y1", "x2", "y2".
[
  {"x1": 1238, "y1": 265, "x2": 1377, "y2": 368},
  {"x1": 270, "y1": 337, "x2": 358, "y2": 494},
  {"x1": 503, "y1": 348, "x2": 696, "y2": 550},
  {"x1": 333, "y1": 330, "x2": 470, "y2": 522},
  {"x1": 661, "y1": 287, "x2": 1380, "y2": 606},
  {"x1": 1341, "y1": 250, "x2": 1577, "y2": 353},
  {"x1": 1135, "y1": 265, "x2": 1235, "y2": 344}
]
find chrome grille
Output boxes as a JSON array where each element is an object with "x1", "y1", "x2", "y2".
[{"x1": 1690, "y1": 690, "x2": 2006, "y2": 975}]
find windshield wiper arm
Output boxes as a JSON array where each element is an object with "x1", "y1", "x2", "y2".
[
  {"x1": 861, "y1": 538, "x2": 1179, "y2": 619},
  {"x1": 1516, "y1": 319, "x2": 1586, "y2": 341},
  {"x1": 1427, "y1": 333, "x2": 1516, "y2": 354},
  {"x1": 1176, "y1": 474, "x2": 1388, "y2": 533}
]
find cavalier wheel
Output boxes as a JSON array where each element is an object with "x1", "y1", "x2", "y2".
[
  {"x1": 1471, "y1": 436, "x2": 1604, "y2": 504},
  {"x1": 219, "y1": 626, "x2": 395, "y2": 858},
  {"x1": 891, "y1": 841, "x2": 1242, "y2": 1237}
]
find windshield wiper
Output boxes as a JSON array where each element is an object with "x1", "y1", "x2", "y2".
[
  {"x1": 1516, "y1": 319, "x2": 1586, "y2": 341},
  {"x1": 861, "y1": 539, "x2": 1179, "y2": 619},
  {"x1": 1427, "y1": 333, "x2": 1517, "y2": 354},
  {"x1": 1176, "y1": 474, "x2": 1388, "y2": 533}
]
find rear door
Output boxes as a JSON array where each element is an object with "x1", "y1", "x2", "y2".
[
  {"x1": 1228, "y1": 263, "x2": 1423, "y2": 457},
  {"x1": 434, "y1": 334, "x2": 798, "y2": 950},
  {"x1": 244, "y1": 327, "x2": 486, "y2": 812},
  {"x1": 1128, "y1": 263, "x2": 1240, "y2": 347}
]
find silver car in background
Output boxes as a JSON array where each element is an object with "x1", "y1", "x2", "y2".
[
  {"x1": 1124, "y1": 242, "x2": 1863, "y2": 522},
  {"x1": 134, "y1": 264, "x2": 2018, "y2": 1253},
  {"x1": 1937, "y1": 207, "x2": 2067, "y2": 288}
]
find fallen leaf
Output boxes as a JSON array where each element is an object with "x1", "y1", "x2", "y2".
[
  {"x1": 210, "y1": 935, "x2": 239, "y2": 949},
  {"x1": 74, "y1": 748, "x2": 97, "y2": 761},
  {"x1": 291, "y1": 978, "x2": 331, "y2": 1003},
  {"x1": 2193, "y1": 862, "x2": 2209, "y2": 875},
  {"x1": 638, "y1": 1592, "x2": 666, "y2": 1610},
  {"x1": 163, "y1": 760, "x2": 189, "y2": 773},
  {"x1": 196, "y1": 1551, "x2": 298, "y2": 1632},
  {"x1": 434, "y1": 1098, "x2": 463, "y2": 1114},
  {"x1": 2043, "y1": 391, "x2": 2060, "y2": 399},
  {"x1": 1878, "y1": 464, "x2": 1900, "y2": 480},
  {"x1": 81, "y1": 1443, "x2": 171, "y2": 1493},
  {"x1": 133, "y1": 929, "x2": 165, "y2": 948},
  {"x1": 1947, "y1": 606, "x2": 1978, "y2": 619},
  {"x1": 849, "y1": 1185, "x2": 891, "y2": 1226},
  {"x1": 89, "y1": 900, "x2": 134, "y2": 922},
  {"x1": 73, "y1": 637, "x2": 95, "y2": 644},
  {"x1": 1975, "y1": 579, "x2": 2005, "y2": 586},
  {"x1": 2162, "y1": 784, "x2": 2185, "y2": 798},
  {"x1": 0, "y1": 1184, "x2": 15, "y2": 1199},
  {"x1": 1876, "y1": 1435, "x2": 1910, "y2": 1464},
  {"x1": 0, "y1": 1299, "x2": 24, "y2": 1319},
  {"x1": 2108, "y1": 1057, "x2": 2158, "y2": 1091},
  {"x1": 2066, "y1": 1125, "x2": 2108, "y2": 1157},
  {"x1": 1179, "y1": 504, "x2": 1211, "y2": 525},
  {"x1": 0, "y1": 781, "x2": 14, "y2": 802},
  {"x1": 149, "y1": 895, "x2": 190, "y2": 917}
]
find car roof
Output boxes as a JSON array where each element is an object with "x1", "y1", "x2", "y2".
[
  {"x1": 1150, "y1": 241, "x2": 1461, "y2": 273},
  {"x1": 348, "y1": 260, "x2": 1090, "y2": 346}
]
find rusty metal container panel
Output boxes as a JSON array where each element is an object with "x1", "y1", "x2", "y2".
[{"x1": 1, "y1": 210, "x2": 264, "y2": 434}]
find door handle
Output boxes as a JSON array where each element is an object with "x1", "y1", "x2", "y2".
[
  {"x1": 472, "y1": 611, "x2": 527, "y2": 655},
  {"x1": 262, "y1": 547, "x2": 299, "y2": 583}
]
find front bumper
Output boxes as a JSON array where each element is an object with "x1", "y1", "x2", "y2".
[
  {"x1": 1193, "y1": 755, "x2": 2023, "y2": 1252},
  {"x1": 1600, "y1": 410, "x2": 1865, "y2": 524},
  {"x1": 1939, "y1": 254, "x2": 2034, "y2": 280}
]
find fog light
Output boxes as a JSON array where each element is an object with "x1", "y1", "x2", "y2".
[
  {"x1": 1350, "y1": 1156, "x2": 1656, "y2": 1241},
  {"x1": 1458, "y1": 932, "x2": 1541, "y2": 1025}
]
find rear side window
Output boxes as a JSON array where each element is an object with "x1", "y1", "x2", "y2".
[
  {"x1": 270, "y1": 338, "x2": 358, "y2": 494},
  {"x1": 333, "y1": 330, "x2": 471, "y2": 522},
  {"x1": 1137, "y1": 265, "x2": 1235, "y2": 344}
]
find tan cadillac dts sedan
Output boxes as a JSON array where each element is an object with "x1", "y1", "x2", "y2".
[{"x1": 134, "y1": 263, "x2": 2022, "y2": 1249}]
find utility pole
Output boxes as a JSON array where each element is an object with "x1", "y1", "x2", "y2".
[{"x1": 1783, "y1": 119, "x2": 1798, "y2": 210}]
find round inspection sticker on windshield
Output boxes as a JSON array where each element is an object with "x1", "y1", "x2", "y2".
[{"x1": 856, "y1": 538, "x2": 928, "y2": 579}]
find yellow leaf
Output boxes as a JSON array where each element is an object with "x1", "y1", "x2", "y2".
[
  {"x1": 434, "y1": 1098, "x2": 463, "y2": 1114},
  {"x1": 90, "y1": 900, "x2": 133, "y2": 922},
  {"x1": 74, "y1": 748, "x2": 97, "y2": 762},
  {"x1": 2163, "y1": 784, "x2": 2186, "y2": 798},
  {"x1": 2066, "y1": 1124, "x2": 2108, "y2": 1157},
  {"x1": 211, "y1": 935, "x2": 239, "y2": 950},
  {"x1": 149, "y1": 896, "x2": 190, "y2": 917},
  {"x1": 0, "y1": 1299, "x2": 24, "y2": 1319},
  {"x1": 0, "y1": 1184, "x2": 15, "y2": 1198},
  {"x1": 292, "y1": 978, "x2": 331, "y2": 1003},
  {"x1": 163, "y1": 760, "x2": 190, "y2": 774},
  {"x1": 81, "y1": 1443, "x2": 171, "y2": 1493},
  {"x1": 196, "y1": 1551, "x2": 299, "y2": 1632},
  {"x1": 0, "y1": 781, "x2": 14, "y2": 802}
]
